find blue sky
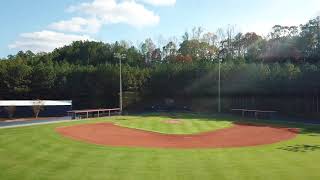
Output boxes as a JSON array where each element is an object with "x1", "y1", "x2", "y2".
[{"x1": 1, "y1": 0, "x2": 320, "y2": 57}]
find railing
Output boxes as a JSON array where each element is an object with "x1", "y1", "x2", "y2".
[
  {"x1": 67, "y1": 108, "x2": 121, "y2": 119},
  {"x1": 231, "y1": 109, "x2": 277, "y2": 119}
]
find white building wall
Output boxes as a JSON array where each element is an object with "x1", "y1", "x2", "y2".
[{"x1": 0, "y1": 100, "x2": 72, "y2": 107}]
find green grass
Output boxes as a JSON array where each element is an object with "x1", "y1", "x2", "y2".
[
  {"x1": 0, "y1": 113, "x2": 320, "y2": 180},
  {"x1": 114, "y1": 114, "x2": 232, "y2": 134}
]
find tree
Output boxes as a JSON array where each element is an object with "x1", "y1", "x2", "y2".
[
  {"x1": 2, "y1": 16, "x2": 320, "y2": 117},
  {"x1": 140, "y1": 38, "x2": 156, "y2": 63},
  {"x1": 175, "y1": 55, "x2": 193, "y2": 63},
  {"x1": 126, "y1": 46, "x2": 145, "y2": 67},
  {"x1": 299, "y1": 16, "x2": 320, "y2": 62},
  {"x1": 191, "y1": 26, "x2": 204, "y2": 40},
  {"x1": 30, "y1": 62, "x2": 56, "y2": 98},
  {"x1": 201, "y1": 32, "x2": 218, "y2": 46},
  {"x1": 263, "y1": 29, "x2": 301, "y2": 62},
  {"x1": 182, "y1": 32, "x2": 189, "y2": 41},
  {"x1": 270, "y1": 25, "x2": 299, "y2": 40},
  {"x1": 162, "y1": 41, "x2": 177, "y2": 61},
  {"x1": 179, "y1": 40, "x2": 217, "y2": 61},
  {"x1": 217, "y1": 25, "x2": 238, "y2": 59},
  {"x1": 2, "y1": 61, "x2": 32, "y2": 98},
  {"x1": 32, "y1": 100, "x2": 44, "y2": 118},
  {"x1": 240, "y1": 33, "x2": 265, "y2": 62},
  {"x1": 151, "y1": 48, "x2": 162, "y2": 62}
]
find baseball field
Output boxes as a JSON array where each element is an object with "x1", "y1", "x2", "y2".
[{"x1": 0, "y1": 113, "x2": 319, "y2": 180}]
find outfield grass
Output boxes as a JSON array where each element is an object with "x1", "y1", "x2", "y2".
[{"x1": 0, "y1": 114, "x2": 320, "y2": 180}]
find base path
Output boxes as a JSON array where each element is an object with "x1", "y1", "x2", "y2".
[{"x1": 56, "y1": 123, "x2": 299, "y2": 149}]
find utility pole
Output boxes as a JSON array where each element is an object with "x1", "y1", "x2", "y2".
[{"x1": 115, "y1": 53, "x2": 126, "y2": 114}]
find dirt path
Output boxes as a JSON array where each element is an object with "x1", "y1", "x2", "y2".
[{"x1": 56, "y1": 123, "x2": 298, "y2": 149}]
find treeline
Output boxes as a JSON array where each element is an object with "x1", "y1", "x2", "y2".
[{"x1": 1, "y1": 17, "x2": 320, "y2": 117}]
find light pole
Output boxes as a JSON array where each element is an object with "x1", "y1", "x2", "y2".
[
  {"x1": 114, "y1": 53, "x2": 126, "y2": 114},
  {"x1": 218, "y1": 58, "x2": 221, "y2": 113},
  {"x1": 217, "y1": 47, "x2": 224, "y2": 114}
]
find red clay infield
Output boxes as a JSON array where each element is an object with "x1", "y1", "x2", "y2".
[{"x1": 56, "y1": 123, "x2": 299, "y2": 149}]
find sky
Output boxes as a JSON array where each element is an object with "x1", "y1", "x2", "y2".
[{"x1": 1, "y1": 0, "x2": 320, "y2": 57}]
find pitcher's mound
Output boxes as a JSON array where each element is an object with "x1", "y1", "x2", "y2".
[
  {"x1": 56, "y1": 123, "x2": 298, "y2": 149},
  {"x1": 163, "y1": 119, "x2": 183, "y2": 124}
]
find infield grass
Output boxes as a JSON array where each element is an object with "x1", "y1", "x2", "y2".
[{"x1": 114, "y1": 113, "x2": 232, "y2": 134}]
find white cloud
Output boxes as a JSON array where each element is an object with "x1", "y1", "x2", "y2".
[
  {"x1": 8, "y1": 0, "x2": 170, "y2": 53},
  {"x1": 137, "y1": 0, "x2": 176, "y2": 6},
  {"x1": 9, "y1": 30, "x2": 95, "y2": 53},
  {"x1": 68, "y1": 0, "x2": 160, "y2": 28},
  {"x1": 49, "y1": 17, "x2": 102, "y2": 34},
  {"x1": 240, "y1": 22, "x2": 275, "y2": 36},
  {"x1": 240, "y1": 16, "x2": 316, "y2": 36}
]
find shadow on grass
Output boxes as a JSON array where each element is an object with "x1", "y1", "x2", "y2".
[
  {"x1": 278, "y1": 144, "x2": 320, "y2": 153},
  {"x1": 299, "y1": 127, "x2": 320, "y2": 137}
]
